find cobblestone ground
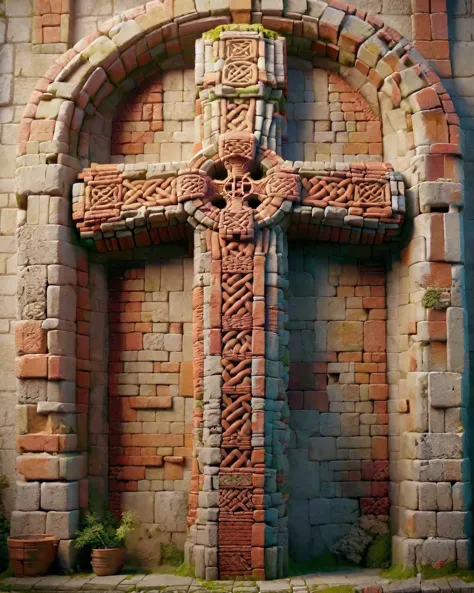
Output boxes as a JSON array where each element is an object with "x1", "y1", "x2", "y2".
[{"x1": 1, "y1": 571, "x2": 474, "y2": 593}]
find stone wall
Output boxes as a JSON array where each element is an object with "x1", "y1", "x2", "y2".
[
  {"x1": 107, "y1": 254, "x2": 193, "y2": 567},
  {"x1": 287, "y1": 246, "x2": 388, "y2": 562},
  {"x1": 284, "y1": 69, "x2": 383, "y2": 163},
  {"x1": 0, "y1": 0, "x2": 471, "y2": 575}
]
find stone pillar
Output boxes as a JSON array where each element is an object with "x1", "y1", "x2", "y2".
[
  {"x1": 186, "y1": 223, "x2": 290, "y2": 580},
  {"x1": 14, "y1": 169, "x2": 86, "y2": 570}
]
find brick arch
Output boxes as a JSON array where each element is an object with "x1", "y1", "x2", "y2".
[{"x1": 16, "y1": 0, "x2": 461, "y2": 195}]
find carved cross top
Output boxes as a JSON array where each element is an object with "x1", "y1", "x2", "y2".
[{"x1": 72, "y1": 27, "x2": 406, "y2": 581}]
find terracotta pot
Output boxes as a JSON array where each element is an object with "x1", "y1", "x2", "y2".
[
  {"x1": 91, "y1": 547, "x2": 125, "y2": 576},
  {"x1": 8, "y1": 534, "x2": 58, "y2": 577}
]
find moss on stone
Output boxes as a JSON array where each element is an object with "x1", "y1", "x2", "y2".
[
  {"x1": 422, "y1": 288, "x2": 449, "y2": 309},
  {"x1": 160, "y1": 542, "x2": 184, "y2": 567},
  {"x1": 380, "y1": 564, "x2": 416, "y2": 580},
  {"x1": 365, "y1": 533, "x2": 391, "y2": 569},
  {"x1": 173, "y1": 562, "x2": 195, "y2": 577},
  {"x1": 203, "y1": 24, "x2": 280, "y2": 41}
]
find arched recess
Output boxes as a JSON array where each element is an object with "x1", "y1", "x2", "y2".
[{"x1": 13, "y1": 0, "x2": 468, "y2": 575}]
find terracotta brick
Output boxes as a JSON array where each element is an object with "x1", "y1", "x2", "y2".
[
  {"x1": 412, "y1": 13, "x2": 432, "y2": 40},
  {"x1": 16, "y1": 321, "x2": 47, "y2": 355},
  {"x1": 16, "y1": 355, "x2": 48, "y2": 379},
  {"x1": 364, "y1": 321, "x2": 386, "y2": 353},
  {"x1": 369, "y1": 384, "x2": 388, "y2": 401},
  {"x1": 430, "y1": 12, "x2": 448, "y2": 40},
  {"x1": 164, "y1": 461, "x2": 183, "y2": 480},
  {"x1": 372, "y1": 436, "x2": 388, "y2": 460}
]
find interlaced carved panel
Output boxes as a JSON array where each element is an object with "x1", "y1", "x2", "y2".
[
  {"x1": 302, "y1": 174, "x2": 390, "y2": 211},
  {"x1": 220, "y1": 448, "x2": 252, "y2": 468},
  {"x1": 221, "y1": 273, "x2": 253, "y2": 329},
  {"x1": 219, "y1": 487, "x2": 254, "y2": 512},
  {"x1": 222, "y1": 61, "x2": 258, "y2": 87},
  {"x1": 176, "y1": 173, "x2": 207, "y2": 202},
  {"x1": 219, "y1": 548, "x2": 252, "y2": 576},
  {"x1": 219, "y1": 133, "x2": 255, "y2": 162},
  {"x1": 222, "y1": 358, "x2": 252, "y2": 393},
  {"x1": 266, "y1": 172, "x2": 300, "y2": 200},
  {"x1": 225, "y1": 39, "x2": 258, "y2": 61},
  {"x1": 219, "y1": 209, "x2": 254, "y2": 241},
  {"x1": 221, "y1": 392, "x2": 252, "y2": 448},
  {"x1": 122, "y1": 178, "x2": 176, "y2": 208},
  {"x1": 222, "y1": 330, "x2": 252, "y2": 358},
  {"x1": 223, "y1": 101, "x2": 252, "y2": 133}
]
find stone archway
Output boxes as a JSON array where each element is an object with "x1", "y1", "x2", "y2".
[{"x1": 13, "y1": 0, "x2": 467, "y2": 578}]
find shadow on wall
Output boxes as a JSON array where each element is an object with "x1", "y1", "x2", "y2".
[{"x1": 286, "y1": 244, "x2": 390, "y2": 567}]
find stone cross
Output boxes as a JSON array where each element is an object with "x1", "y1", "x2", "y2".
[{"x1": 73, "y1": 26, "x2": 405, "y2": 581}]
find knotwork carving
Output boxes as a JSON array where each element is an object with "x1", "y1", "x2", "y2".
[
  {"x1": 302, "y1": 174, "x2": 390, "y2": 212},
  {"x1": 222, "y1": 61, "x2": 258, "y2": 87},
  {"x1": 225, "y1": 39, "x2": 258, "y2": 61},
  {"x1": 220, "y1": 448, "x2": 252, "y2": 468},
  {"x1": 222, "y1": 358, "x2": 252, "y2": 393},
  {"x1": 266, "y1": 172, "x2": 300, "y2": 201},
  {"x1": 177, "y1": 173, "x2": 207, "y2": 202},
  {"x1": 222, "y1": 330, "x2": 252, "y2": 358},
  {"x1": 219, "y1": 133, "x2": 255, "y2": 164},
  {"x1": 221, "y1": 243, "x2": 254, "y2": 272},
  {"x1": 219, "y1": 488, "x2": 254, "y2": 512},
  {"x1": 219, "y1": 549, "x2": 252, "y2": 576},
  {"x1": 222, "y1": 273, "x2": 253, "y2": 329},
  {"x1": 86, "y1": 183, "x2": 122, "y2": 216},
  {"x1": 219, "y1": 208, "x2": 254, "y2": 242},
  {"x1": 221, "y1": 392, "x2": 252, "y2": 448},
  {"x1": 223, "y1": 100, "x2": 253, "y2": 133},
  {"x1": 122, "y1": 178, "x2": 175, "y2": 209}
]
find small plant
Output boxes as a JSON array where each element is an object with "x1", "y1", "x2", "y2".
[
  {"x1": 75, "y1": 511, "x2": 139, "y2": 551},
  {"x1": 422, "y1": 288, "x2": 450, "y2": 310}
]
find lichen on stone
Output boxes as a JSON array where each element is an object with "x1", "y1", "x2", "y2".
[
  {"x1": 422, "y1": 287, "x2": 450, "y2": 309},
  {"x1": 203, "y1": 24, "x2": 280, "y2": 41}
]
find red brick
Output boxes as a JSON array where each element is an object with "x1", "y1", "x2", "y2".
[
  {"x1": 412, "y1": 13, "x2": 432, "y2": 40},
  {"x1": 15, "y1": 321, "x2": 47, "y2": 355},
  {"x1": 364, "y1": 321, "x2": 386, "y2": 353},
  {"x1": 372, "y1": 436, "x2": 388, "y2": 460},
  {"x1": 431, "y1": 12, "x2": 448, "y2": 40},
  {"x1": 369, "y1": 384, "x2": 388, "y2": 401},
  {"x1": 16, "y1": 355, "x2": 48, "y2": 378}
]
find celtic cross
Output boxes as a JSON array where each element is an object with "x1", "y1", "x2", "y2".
[{"x1": 73, "y1": 27, "x2": 405, "y2": 581}]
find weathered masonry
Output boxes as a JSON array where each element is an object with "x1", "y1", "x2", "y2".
[{"x1": 2, "y1": 0, "x2": 472, "y2": 580}]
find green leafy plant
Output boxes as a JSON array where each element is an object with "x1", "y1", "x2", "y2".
[
  {"x1": 74, "y1": 511, "x2": 139, "y2": 551},
  {"x1": 0, "y1": 475, "x2": 10, "y2": 573}
]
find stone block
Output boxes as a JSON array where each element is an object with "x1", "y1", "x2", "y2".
[
  {"x1": 17, "y1": 265, "x2": 47, "y2": 321},
  {"x1": 405, "y1": 509, "x2": 436, "y2": 537},
  {"x1": 308, "y1": 437, "x2": 336, "y2": 461},
  {"x1": 41, "y1": 481, "x2": 79, "y2": 511},
  {"x1": 10, "y1": 510, "x2": 46, "y2": 535},
  {"x1": 437, "y1": 511, "x2": 471, "y2": 539},
  {"x1": 456, "y1": 539, "x2": 470, "y2": 569},
  {"x1": 17, "y1": 454, "x2": 59, "y2": 481},
  {"x1": 46, "y1": 510, "x2": 80, "y2": 539},
  {"x1": 327, "y1": 322, "x2": 363, "y2": 352},
  {"x1": 169, "y1": 291, "x2": 192, "y2": 322},
  {"x1": 59, "y1": 453, "x2": 87, "y2": 480},
  {"x1": 15, "y1": 321, "x2": 47, "y2": 355},
  {"x1": 429, "y1": 372, "x2": 462, "y2": 408},
  {"x1": 16, "y1": 165, "x2": 77, "y2": 198},
  {"x1": 121, "y1": 492, "x2": 154, "y2": 523},
  {"x1": 57, "y1": 539, "x2": 78, "y2": 572},
  {"x1": 412, "y1": 109, "x2": 449, "y2": 147},
  {"x1": 419, "y1": 538, "x2": 455, "y2": 566},
  {"x1": 400, "y1": 481, "x2": 419, "y2": 510},
  {"x1": 15, "y1": 481, "x2": 40, "y2": 511},
  {"x1": 447, "y1": 308, "x2": 465, "y2": 373},
  {"x1": 47, "y1": 285, "x2": 77, "y2": 321},
  {"x1": 154, "y1": 491, "x2": 187, "y2": 532},
  {"x1": 419, "y1": 182, "x2": 462, "y2": 213}
]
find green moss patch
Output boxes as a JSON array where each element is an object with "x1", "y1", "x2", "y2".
[
  {"x1": 365, "y1": 533, "x2": 391, "y2": 569},
  {"x1": 160, "y1": 543, "x2": 184, "y2": 567},
  {"x1": 203, "y1": 24, "x2": 280, "y2": 41}
]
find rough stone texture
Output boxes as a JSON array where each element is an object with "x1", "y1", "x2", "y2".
[{"x1": 1, "y1": 0, "x2": 470, "y2": 578}]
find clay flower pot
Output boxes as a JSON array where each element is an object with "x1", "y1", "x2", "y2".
[
  {"x1": 91, "y1": 548, "x2": 125, "y2": 576},
  {"x1": 8, "y1": 534, "x2": 58, "y2": 577}
]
